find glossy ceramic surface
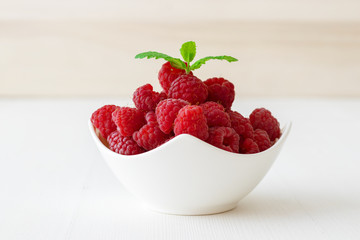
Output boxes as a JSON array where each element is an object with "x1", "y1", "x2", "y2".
[{"x1": 89, "y1": 120, "x2": 291, "y2": 215}]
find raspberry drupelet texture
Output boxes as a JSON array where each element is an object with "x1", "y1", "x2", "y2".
[
  {"x1": 112, "y1": 107, "x2": 146, "y2": 137},
  {"x1": 168, "y1": 75, "x2": 208, "y2": 105},
  {"x1": 133, "y1": 112, "x2": 170, "y2": 151},
  {"x1": 155, "y1": 98, "x2": 189, "y2": 134},
  {"x1": 133, "y1": 84, "x2": 167, "y2": 112},
  {"x1": 158, "y1": 62, "x2": 193, "y2": 94},
  {"x1": 159, "y1": 91, "x2": 168, "y2": 101},
  {"x1": 227, "y1": 110, "x2": 254, "y2": 140},
  {"x1": 204, "y1": 77, "x2": 235, "y2": 109},
  {"x1": 144, "y1": 110, "x2": 158, "y2": 124},
  {"x1": 240, "y1": 138, "x2": 260, "y2": 154},
  {"x1": 91, "y1": 105, "x2": 119, "y2": 139},
  {"x1": 207, "y1": 127, "x2": 240, "y2": 153},
  {"x1": 107, "y1": 131, "x2": 145, "y2": 155},
  {"x1": 200, "y1": 101, "x2": 231, "y2": 127},
  {"x1": 174, "y1": 105, "x2": 209, "y2": 141},
  {"x1": 249, "y1": 108, "x2": 281, "y2": 141},
  {"x1": 253, "y1": 129, "x2": 272, "y2": 152}
]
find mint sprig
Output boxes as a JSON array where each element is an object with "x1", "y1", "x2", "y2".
[
  {"x1": 180, "y1": 41, "x2": 196, "y2": 64},
  {"x1": 135, "y1": 41, "x2": 238, "y2": 73},
  {"x1": 134, "y1": 51, "x2": 186, "y2": 70},
  {"x1": 190, "y1": 56, "x2": 238, "y2": 70}
]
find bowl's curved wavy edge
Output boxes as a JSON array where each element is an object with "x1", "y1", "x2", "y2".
[
  {"x1": 88, "y1": 119, "x2": 292, "y2": 215},
  {"x1": 88, "y1": 120, "x2": 292, "y2": 160}
]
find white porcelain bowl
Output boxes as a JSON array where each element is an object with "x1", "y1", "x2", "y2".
[{"x1": 89, "y1": 120, "x2": 291, "y2": 215}]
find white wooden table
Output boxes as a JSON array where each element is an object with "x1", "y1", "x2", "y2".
[{"x1": 1, "y1": 98, "x2": 359, "y2": 240}]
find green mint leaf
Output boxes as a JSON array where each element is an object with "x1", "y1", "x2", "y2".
[
  {"x1": 135, "y1": 51, "x2": 173, "y2": 61},
  {"x1": 180, "y1": 41, "x2": 196, "y2": 63},
  {"x1": 135, "y1": 51, "x2": 186, "y2": 70},
  {"x1": 190, "y1": 55, "x2": 238, "y2": 71},
  {"x1": 168, "y1": 58, "x2": 187, "y2": 69}
]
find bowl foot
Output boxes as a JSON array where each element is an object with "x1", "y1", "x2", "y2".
[{"x1": 143, "y1": 202, "x2": 238, "y2": 216}]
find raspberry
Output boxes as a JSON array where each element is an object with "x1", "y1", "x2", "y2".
[
  {"x1": 133, "y1": 111, "x2": 170, "y2": 150},
  {"x1": 200, "y1": 101, "x2": 231, "y2": 127},
  {"x1": 158, "y1": 61, "x2": 192, "y2": 94},
  {"x1": 159, "y1": 91, "x2": 168, "y2": 101},
  {"x1": 204, "y1": 77, "x2": 235, "y2": 109},
  {"x1": 112, "y1": 107, "x2": 146, "y2": 137},
  {"x1": 144, "y1": 111, "x2": 158, "y2": 125},
  {"x1": 253, "y1": 129, "x2": 272, "y2": 152},
  {"x1": 91, "y1": 105, "x2": 119, "y2": 139},
  {"x1": 155, "y1": 98, "x2": 189, "y2": 134},
  {"x1": 107, "y1": 131, "x2": 145, "y2": 155},
  {"x1": 174, "y1": 105, "x2": 209, "y2": 141},
  {"x1": 240, "y1": 138, "x2": 260, "y2": 154},
  {"x1": 207, "y1": 127, "x2": 240, "y2": 153},
  {"x1": 133, "y1": 84, "x2": 167, "y2": 112},
  {"x1": 168, "y1": 75, "x2": 208, "y2": 105},
  {"x1": 227, "y1": 110, "x2": 254, "y2": 140},
  {"x1": 249, "y1": 108, "x2": 280, "y2": 141}
]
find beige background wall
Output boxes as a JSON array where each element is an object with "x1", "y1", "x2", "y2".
[{"x1": 1, "y1": 0, "x2": 360, "y2": 97}]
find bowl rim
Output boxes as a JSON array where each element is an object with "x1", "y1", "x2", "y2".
[{"x1": 89, "y1": 119, "x2": 292, "y2": 159}]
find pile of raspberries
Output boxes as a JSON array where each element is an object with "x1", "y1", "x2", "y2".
[{"x1": 91, "y1": 62, "x2": 281, "y2": 155}]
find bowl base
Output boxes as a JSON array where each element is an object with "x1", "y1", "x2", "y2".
[{"x1": 143, "y1": 202, "x2": 238, "y2": 216}]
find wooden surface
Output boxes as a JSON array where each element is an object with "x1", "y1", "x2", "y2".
[
  {"x1": 1, "y1": 20, "x2": 360, "y2": 97},
  {"x1": 2, "y1": 0, "x2": 360, "y2": 21},
  {"x1": 1, "y1": 98, "x2": 360, "y2": 239},
  {"x1": 1, "y1": 0, "x2": 360, "y2": 97}
]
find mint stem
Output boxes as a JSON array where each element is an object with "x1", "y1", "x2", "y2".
[{"x1": 185, "y1": 62, "x2": 191, "y2": 74}]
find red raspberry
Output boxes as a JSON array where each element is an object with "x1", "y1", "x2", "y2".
[
  {"x1": 207, "y1": 127, "x2": 240, "y2": 153},
  {"x1": 107, "y1": 131, "x2": 145, "y2": 155},
  {"x1": 200, "y1": 102, "x2": 231, "y2": 127},
  {"x1": 159, "y1": 91, "x2": 168, "y2": 101},
  {"x1": 249, "y1": 108, "x2": 280, "y2": 141},
  {"x1": 253, "y1": 129, "x2": 272, "y2": 152},
  {"x1": 228, "y1": 110, "x2": 254, "y2": 140},
  {"x1": 168, "y1": 75, "x2": 208, "y2": 105},
  {"x1": 155, "y1": 98, "x2": 189, "y2": 134},
  {"x1": 91, "y1": 105, "x2": 119, "y2": 139},
  {"x1": 144, "y1": 110, "x2": 158, "y2": 124},
  {"x1": 204, "y1": 77, "x2": 235, "y2": 109},
  {"x1": 133, "y1": 111, "x2": 170, "y2": 150},
  {"x1": 158, "y1": 61, "x2": 193, "y2": 94},
  {"x1": 133, "y1": 84, "x2": 167, "y2": 112},
  {"x1": 240, "y1": 138, "x2": 260, "y2": 154},
  {"x1": 112, "y1": 107, "x2": 146, "y2": 137},
  {"x1": 174, "y1": 105, "x2": 209, "y2": 141}
]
